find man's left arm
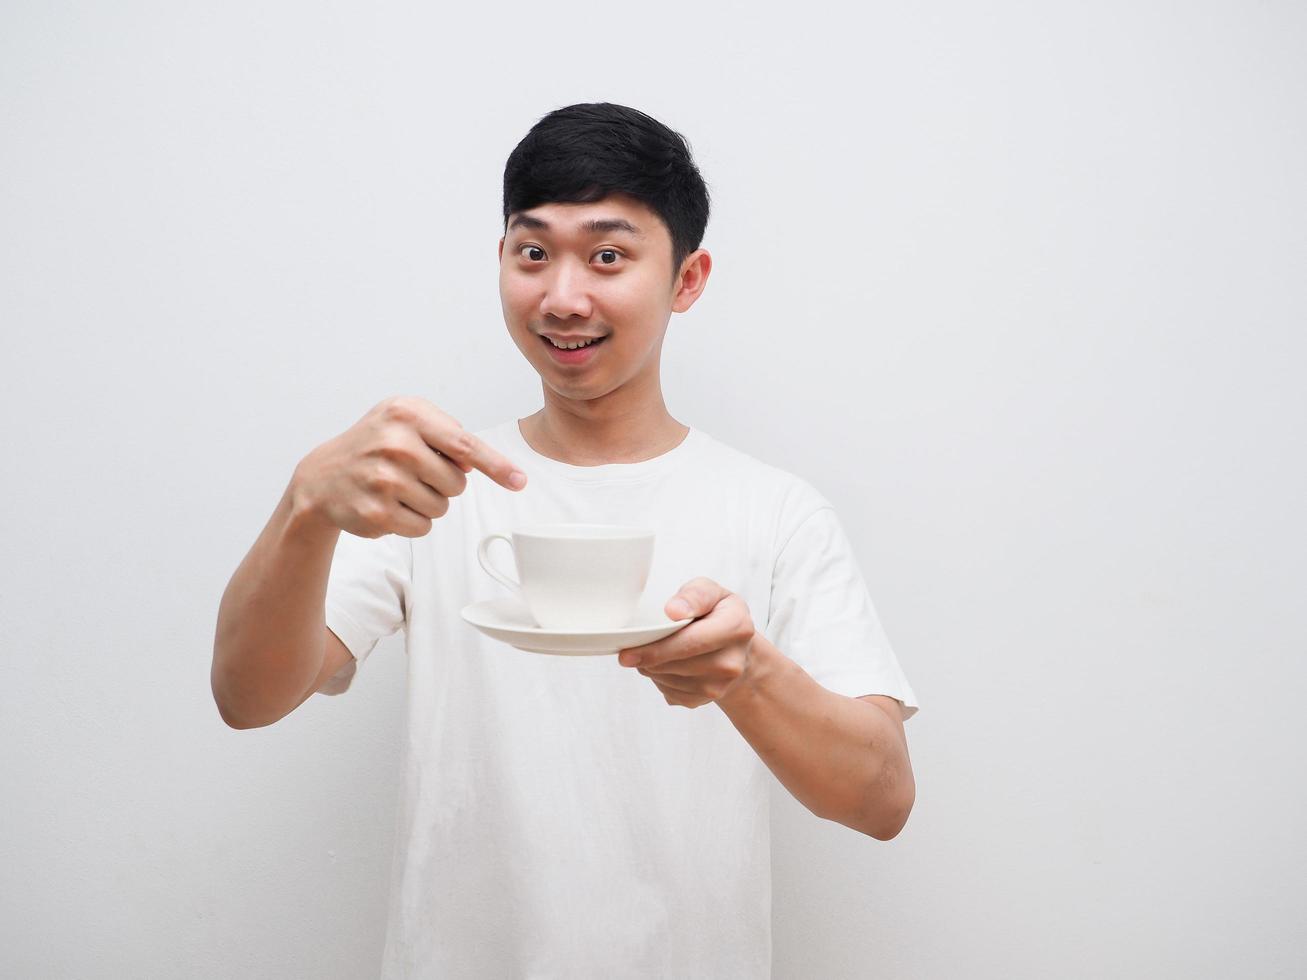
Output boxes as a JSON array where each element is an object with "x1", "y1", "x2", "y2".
[{"x1": 618, "y1": 578, "x2": 915, "y2": 840}]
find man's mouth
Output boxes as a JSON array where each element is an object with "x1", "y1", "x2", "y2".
[
  {"x1": 541, "y1": 335, "x2": 606, "y2": 350},
  {"x1": 539, "y1": 333, "x2": 607, "y2": 364}
]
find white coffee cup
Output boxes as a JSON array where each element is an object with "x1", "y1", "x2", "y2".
[{"x1": 477, "y1": 523, "x2": 655, "y2": 630}]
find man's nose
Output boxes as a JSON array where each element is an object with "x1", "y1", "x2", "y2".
[{"x1": 539, "y1": 262, "x2": 592, "y2": 320}]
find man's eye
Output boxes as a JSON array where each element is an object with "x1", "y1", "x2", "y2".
[
  {"x1": 595, "y1": 249, "x2": 620, "y2": 265},
  {"x1": 519, "y1": 245, "x2": 546, "y2": 262}
]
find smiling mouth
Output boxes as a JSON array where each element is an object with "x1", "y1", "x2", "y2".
[
  {"x1": 540, "y1": 335, "x2": 607, "y2": 351},
  {"x1": 540, "y1": 334, "x2": 608, "y2": 352}
]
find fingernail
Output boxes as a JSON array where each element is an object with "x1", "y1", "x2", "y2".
[
  {"x1": 509, "y1": 471, "x2": 527, "y2": 490},
  {"x1": 667, "y1": 599, "x2": 690, "y2": 618}
]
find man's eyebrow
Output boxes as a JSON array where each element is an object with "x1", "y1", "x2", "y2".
[{"x1": 507, "y1": 214, "x2": 645, "y2": 238}]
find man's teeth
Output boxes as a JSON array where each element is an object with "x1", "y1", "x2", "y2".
[{"x1": 548, "y1": 337, "x2": 601, "y2": 350}]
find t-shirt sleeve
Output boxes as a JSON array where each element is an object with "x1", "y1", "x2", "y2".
[
  {"x1": 764, "y1": 506, "x2": 920, "y2": 720},
  {"x1": 319, "y1": 530, "x2": 412, "y2": 696}
]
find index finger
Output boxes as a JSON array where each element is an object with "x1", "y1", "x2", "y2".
[{"x1": 408, "y1": 403, "x2": 527, "y2": 490}]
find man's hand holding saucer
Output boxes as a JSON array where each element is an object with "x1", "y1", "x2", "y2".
[{"x1": 618, "y1": 577, "x2": 760, "y2": 708}]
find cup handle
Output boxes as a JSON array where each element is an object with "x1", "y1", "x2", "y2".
[{"x1": 477, "y1": 534, "x2": 522, "y2": 596}]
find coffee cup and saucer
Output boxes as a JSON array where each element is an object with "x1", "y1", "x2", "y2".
[{"x1": 459, "y1": 524, "x2": 693, "y2": 656}]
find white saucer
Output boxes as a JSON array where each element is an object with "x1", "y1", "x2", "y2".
[{"x1": 460, "y1": 595, "x2": 693, "y2": 656}]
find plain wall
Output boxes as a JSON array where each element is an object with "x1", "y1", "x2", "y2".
[{"x1": 2, "y1": 1, "x2": 1304, "y2": 977}]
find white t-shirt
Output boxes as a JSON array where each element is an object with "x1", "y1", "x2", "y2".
[{"x1": 322, "y1": 419, "x2": 919, "y2": 979}]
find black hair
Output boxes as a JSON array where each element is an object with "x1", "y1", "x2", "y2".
[{"x1": 502, "y1": 103, "x2": 711, "y2": 278}]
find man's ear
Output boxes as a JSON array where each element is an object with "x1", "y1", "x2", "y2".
[
  {"x1": 498, "y1": 237, "x2": 505, "y2": 262},
  {"x1": 671, "y1": 249, "x2": 712, "y2": 314}
]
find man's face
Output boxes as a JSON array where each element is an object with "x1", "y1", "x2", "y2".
[{"x1": 498, "y1": 193, "x2": 696, "y2": 402}]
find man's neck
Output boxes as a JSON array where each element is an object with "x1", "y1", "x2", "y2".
[{"x1": 518, "y1": 405, "x2": 689, "y2": 466}]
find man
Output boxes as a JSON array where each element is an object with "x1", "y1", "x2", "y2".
[{"x1": 212, "y1": 102, "x2": 919, "y2": 978}]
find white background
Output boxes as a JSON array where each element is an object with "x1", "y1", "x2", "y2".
[{"x1": 2, "y1": 2, "x2": 1304, "y2": 977}]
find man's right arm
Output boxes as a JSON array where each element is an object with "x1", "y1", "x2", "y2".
[
  {"x1": 211, "y1": 480, "x2": 344, "y2": 729},
  {"x1": 210, "y1": 396, "x2": 528, "y2": 730}
]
